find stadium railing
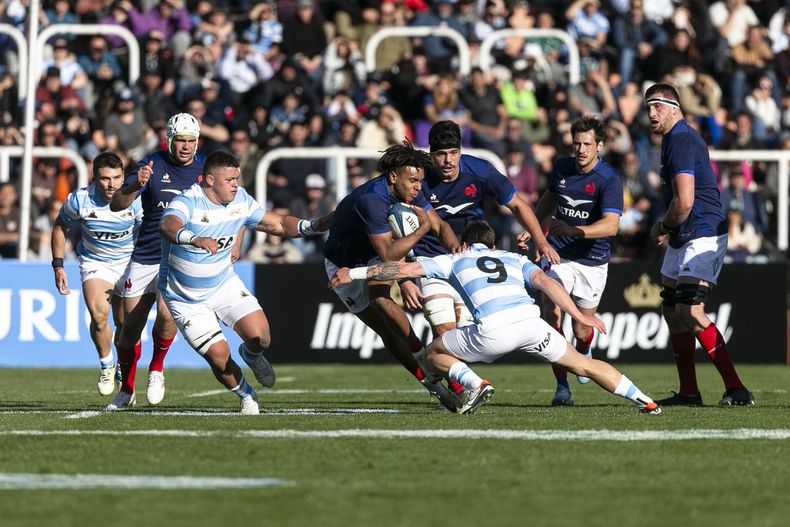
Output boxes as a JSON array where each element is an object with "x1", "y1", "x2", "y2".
[
  {"x1": 364, "y1": 26, "x2": 471, "y2": 76},
  {"x1": 0, "y1": 146, "x2": 88, "y2": 188},
  {"x1": 253, "y1": 147, "x2": 505, "y2": 244},
  {"x1": 0, "y1": 24, "x2": 28, "y2": 102},
  {"x1": 478, "y1": 28, "x2": 581, "y2": 85}
]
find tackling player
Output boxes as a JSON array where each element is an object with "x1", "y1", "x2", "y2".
[
  {"x1": 156, "y1": 150, "x2": 330, "y2": 414},
  {"x1": 106, "y1": 113, "x2": 210, "y2": 411},
  {"x1": 323, "y1": 142, "x2": 461, "y2": 410},
  {"x1": 533, "y1": 116, "x2": 623, "y2": 406},
  {"x1": 405, "y1": 120, "x2": 560, "y2": 395},
  {"x1": 330, "y1": 221, "x2": 661, "y2": 415},
  {"x1": 51, "y1": 152, "x2": 143, "y2": 395}
]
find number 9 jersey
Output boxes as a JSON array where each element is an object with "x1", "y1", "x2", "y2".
[
  {"x1": 159, "y1": 183, "x2": 265, "y2": 303},
  {"x1": 418, "y1": 243, "x2": 542, "y2": 329}
]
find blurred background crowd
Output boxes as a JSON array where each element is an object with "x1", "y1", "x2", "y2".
[{"x1": 0, "y1": 0, "x2": 787, "y2": 264}]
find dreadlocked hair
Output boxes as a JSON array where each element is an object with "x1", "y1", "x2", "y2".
[{"x1": 377, "y1": 140, "x2": 431, "y2": 174}]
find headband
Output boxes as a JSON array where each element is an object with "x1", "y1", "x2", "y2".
[{"x1": 645, "y1": 96, "x2": 680, "y2": 109}]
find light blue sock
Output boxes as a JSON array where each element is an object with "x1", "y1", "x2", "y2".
[
  {"x1": 448, "y1": 362, "x2": 483, "y2": 391},
  {"x1": 99, "y1": 355, "x2": 114, "y2": 369},
  {"x1": 614, "y1": 375, "x2": 653, "y2": 407},
  {"x1": 230, "y1": 376, "x2": 255, "y2": 399}
]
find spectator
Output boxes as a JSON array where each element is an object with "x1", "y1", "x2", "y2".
[
  {"x1": 356, "y1": 104, "x2": 407, "y2": 150},
  {"x1": 98, "y1": 1, "x2": 132, "y2": 49},
  {"x1": 268, "y1": 121, "x2": 324, "y2": 204},
  {"x1": 322, "y1": 37, "x2": 366, "y2": 97},
  {"x1": 243, "y1": 1, "x2": 283, "y2": 60},
  {"x1": 720, "y1": 168, "x2": 769, "y2": 235},
  {"x1": 35, "y1": 66, "x2": 86, "y2": 117},
  {"x1": 280, "y1": 0, "x2": 328, "y2": 84},
  {"x1": 415, "y1": 73, "x2": 469, "y2": 147},
  {"x1": 708, "y1": 0, "x2": 760, "y2": 73},
  {"x1": 504, "y1": 145, "x2": 539, "y2": 209},
  {"x1": 0, "y1": 181, "x2": 21, "y2": 258},
  {"x1": 140, "y1": 30, "x2": 177, "y2": 98},
  {"x1": 78, "y1": 36, "x2": 122, "y2": 104},
  {"x1": 473, "y1": 0, "x2": 508, "y2": 45},
  {"x1": 228, "y1": 126, "x2": 263, "y2": 196},
  {"x1": 610, "y1": 0, "x2": 667, "y2": 86},
  {"x1": 565, "y1": 0, "x2": 610, "y2": 52},
  {"x1": 721, "y1": 110, "x2": 765, "y2": 150},
  {"x1": 357, "y1": 3, "x2": 411, "y2": 73},
  {"x1": 44, "y1": 0, "x2": 79, "y2": 42},
  {"x1": 658, "y1": 28, "x2": 704, "y2": 79},
  {"x1": 0, "y1": 72, "x2": 19, "y2": 126},
  {"x1": 725, "y1": 200, "x2": 766, "y2": 262},
  {"x1": 730, "y1": 24, "x2": 776, "y2": 111},
  {"x1": 216, "y1": 40, "x2": 274, "y2": 101},
  {"x1": 183, "y1": 97, "x2": 230, "y2": 153},
  {"x1": 260, "y1": 58, "x2": 321, "y2": 128},
  {"x1": 412, "y1": 0, "x2": 469, "y2": 72},
  {"x1": 675, "y1": 66, "x2": 723, "y2": 123},
  {"x1": 745, "y1": 74, "x2": 781, "y2": 141},
  {"x1": 500, "y1": 67, "x2": 539, "y2": 124},
  {"x1": 387, "y1": 48, "x2": 438, "y2": 123},
  {"x1": 125, "y1": 0, "x2": 193, "y2": 60},
  {"x1": 42, "y1": 38, "x2": 89, "y2": 91},
  {"x1": 460, "y1": 67, "x2": 507, "y2": 157},
  {"x1": 193, "y1": 5, "x2": 235, "y2": 60},
  {"x1": 567, "y1": 68, "x2": 615, "y2": 119},
  {"x1": 289, "y1": 173, "x2": 335, "y2": 262},
  {"x1": 268, "y1": 92, "x2": 308, "y2": 139},
  {"x1": 104, "y1": 87, "x2": 155, "y2": 163}
]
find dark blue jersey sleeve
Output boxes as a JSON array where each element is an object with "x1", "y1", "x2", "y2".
[
  {"x1": 600, "y1": 173, "x2": 624, "y2": 215},
  {"x1": 354, "y1": 194, "x2": 391, "y2": 235},
  {"x1": 665, "y1": 133, "x2": 696, "y2": 178},
  {"x1": 485, "y1": 162, "x2": 517, "y2": 206}
]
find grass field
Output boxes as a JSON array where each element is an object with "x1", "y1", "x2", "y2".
[{"x1": 1, "y1": 363, "x2": 789, "y2": 527}]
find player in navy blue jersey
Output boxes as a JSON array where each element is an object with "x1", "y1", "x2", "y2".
[
  {"x1": 106, "y1": 113, "x2": 214, "y2": 411},
  {"x1": 402, "y1": 120, "x2": 560, "y2": 396},
  {"x1": 324, "y1": 142, "x2": 462, "y2": 411},
  {"x1": 533, "y1": 116, "x2": 623, "y2": 406},
  {"x1": 645, "y1": 83, "x2": 753, "y2": 406}
]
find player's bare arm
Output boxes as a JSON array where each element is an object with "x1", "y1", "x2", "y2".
[
  {"x1": 428, "y1": 209, "x2": 460, "y2": 252},
  {"x1": 110, "y1": 161, "x2": 152, "y2": 211},
  {"x1": 50, "y1": 215, "x2": 70, "y2": 295},
  {"x1": 160, "y1": 214, "x2": 218, "y2": 254},
  {"x1": 368, "y1": 206, "x2": 430, "y2": 262},
  {"x1": 254, "y1": 211, "x2": 330, "y2": 238},
  {"x1": 531, "y1": 271, "x2": 607, "y2": 334},
  {"x1": 329, "y1": 261, "x2": 425, "y2": 289},
  {"x1": 651, "y1": 173, "x2": 694, "y2": 243},
  {"x1": 509, "y1": 193, "x2": 560, "y2": 262},
  {"x1": 549, "y1": 211, "x2": 620, "y2": 239}
]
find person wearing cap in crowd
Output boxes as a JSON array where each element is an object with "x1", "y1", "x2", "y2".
[
  {"x1": 280, "y1": 0, "x2": 328, "y2": 84},
  {"x1": 35, "y1": 66, "x2": 86, "y2": 115},
  {"x1": 140, "y1": 29, "x2": 177, "y2": 98},
  {"x1": 106, "y1": 113, "x2": 209, "y2": 411},
  {"x1": 104, "y1": 86, "x2": 156, "y2": 163},
  {"x1": 289, "y1": 173, "x2": 336, "y2": 262},
  {"x1": 645, "y1": 82, "x2": 754, "y2": 407}
]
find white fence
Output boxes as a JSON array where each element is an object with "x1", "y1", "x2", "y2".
[
  {"x1": 365, "y1": 26, "x2": 471, "y2": 76},
  {"x1": 0, "y1": 24, "x2": 28, "y2": 102},
  {"x1": 0, "y1": 146, "x2": 88, "y2": 187}
]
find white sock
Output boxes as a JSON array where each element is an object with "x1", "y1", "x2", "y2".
[
  {"x1": 613, "y1": 375, "x2": 654, "y2": 407},
  {"x1": 448, "y1": 362, "x2": 483, "y2": 390},
  {"x1": 230, "y1": 376, "x2": 255, "y2": 399},
  {"x1": 99, "y1": 355, "x2": 114, "y2": 369}
]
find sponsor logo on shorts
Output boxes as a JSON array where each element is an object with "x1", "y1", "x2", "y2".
[
  {"x1": 535, "y1": 332, "x2": 552, "y2": 352},
  {"x1": 183, "y1": 320, "x2": 192, "y2": 328}
]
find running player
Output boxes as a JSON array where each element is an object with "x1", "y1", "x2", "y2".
[
  {"x1": 330, "y1": 221, "x2": 661, "y2": 415},
  {"x1": 533, "y1": 116, "x2": 623, "y2": 406},
  {"x1": 323, "y1": 142, "x2": 462, "y2": 411},
  {"x1": 158, "y1": 150, "x2": 330, "y2": 414},
  {"x1": 51, "y1": 152, "x2": 143, "y2": 395},
  {"x1": 106, "y1": 113, "x2": 209, "y2": 410}
]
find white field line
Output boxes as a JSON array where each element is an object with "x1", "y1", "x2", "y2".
[
  {"x1": 64, "y1": 408, "x2": 400, "y2": 419},
  {"x1": 1, "y1": 429, "x2": 789, "y2": 441},
  {"x1": 0, "y1": 473, "x2": 287, "y2": 490}
]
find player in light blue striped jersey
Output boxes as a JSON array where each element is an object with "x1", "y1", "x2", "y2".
[
  {"x1": 330, "y1": 221, "x2": 661, "y2": 415},
  {"x1": 158, "y1": 150, "x2": 331, "y2": 414},
  {"x1": 51, "y1": 152, "x2": 143, "y2": 396}
]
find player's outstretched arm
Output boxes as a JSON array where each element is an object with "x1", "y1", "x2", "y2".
[
  {"x1": 51, "y1": 216, "x2": 70, "y2": 295},
  {"x1": 509, "y1": 193, "x2": 560, "y2": 262},
  {"x1": 160, "y1": 214, "x2": 218, "y2": 254},
  {"x1": 548, "y1": 212, "x2": 620, "y2": 239},
  {"x1": 329, "y1": 261, "x2": 426, "y2": 288},
  {"x1": 110, "y1": 161, "x2": 152, "y2": 211},
  {"x1": 531, "y1": 271, "x2": 607, "y2": 334},
  {"x1": 255, "y1": 210, "x2": 330, "y2": 238}
]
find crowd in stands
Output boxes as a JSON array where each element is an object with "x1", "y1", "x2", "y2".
[{"x1": 0, "y1": 0, "x2": 787, "y2": 263}]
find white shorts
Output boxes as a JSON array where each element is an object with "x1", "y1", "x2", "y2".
[
  {"x1": 165, "y1": 275, "x2": 262, "y2": 355},
  {"x1": 79, "y1": 257, "x2": 130, "y2": 295},
  {"x1": 441, "y1": 316, "x2": 567, "y2": 364},
  {"x1": 541, "y1": 258, "x2": 608, "y2": 309},
  {"x1": 121, "y1": 261, "x2": 159, "y2": 298},
  {"x1": 325, "y1": 258, "x2": 380, "y2": 314},
  {"x1": 660, "y1": 234, "x2": 727, "y2": 284}
]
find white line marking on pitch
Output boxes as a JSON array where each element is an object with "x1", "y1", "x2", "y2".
[
  {"x1": 0, "y1": 473, "x2": 286, "y2": 490},
  {"x1": 2, "y1": 429, "x2": 789, "y2": 441},
  {"x1": 65, "y1": 408, "x2": 400, "y2": 419}
]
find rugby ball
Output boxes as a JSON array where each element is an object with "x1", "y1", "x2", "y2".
[{"x1": 387, "y1": 202, "x2": 420, "y2": 238}]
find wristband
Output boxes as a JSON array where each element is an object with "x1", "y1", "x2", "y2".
[
  {"x1": 51, "y1": 258, "x2": 64, "y2": 269},
  {"x1": 176, "y1": 228, "x2": 197, "y2": 245},
  {"x1": 348, "y1": 266, "x2": 369, "y2": 280},
  {"x1": 297, "y1": 219, "x2": 318, "y2": 237},
  {"x1": 659, "y1": 220, "x2": 677, "y2": 235}
]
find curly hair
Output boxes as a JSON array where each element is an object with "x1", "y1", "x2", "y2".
[{"x1": 377, "y1": 141, "x2": 431, "y2": 174}]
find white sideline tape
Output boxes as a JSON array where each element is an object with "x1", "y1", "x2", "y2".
[
  {"x1": 0, "y1": 473, "x2": 286, "y2": 490},
  {"x1": 2, "y1": 429, "x2": 789, "y2": 441}
]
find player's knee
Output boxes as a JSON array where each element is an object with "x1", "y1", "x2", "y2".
[
  {"x1": 424, "y1": 296, "x2": 456, "y2": 326},
  {"x1": 660, "y1": 286, "x2": 677, "y2": 308},
  {"x1": 675, "y1": 283, "x2": 710, "y2": 306},
  {"x1": 245, "y1": 332, "x2": 272, "y2": 353}
]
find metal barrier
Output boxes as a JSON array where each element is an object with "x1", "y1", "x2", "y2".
[
  {"x1": 0, "y1": 24, "x2": 28, "y2": 103},
  {"x1": 0, "y1": 145, "x2": 89, "y2": 187},
  {"x1": 365, "y1": 26, "x2": 471, "y2": 76},
  {"x1": 478, "y1": 28, "x2": 581, "y2": 85},
  {"x1": 36, "y1": 24, "x2": 141, "y2": 86},
  {"x1": 254, "y1": 147, "x2": 505, "y2": 244},
  {"x1": 709, "y1": 150, "x2": 790, "y2": 251}
]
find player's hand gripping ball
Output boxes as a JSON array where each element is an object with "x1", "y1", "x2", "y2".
[{"x1": 387, "y1": 202, "x2": 420, "y2": 239}]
